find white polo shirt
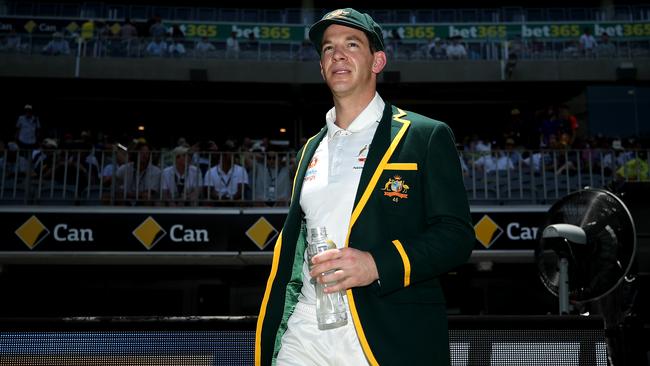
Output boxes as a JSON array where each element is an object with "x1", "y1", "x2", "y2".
[
  {"x1": 297, "y1": 92, "x2": 384, "y2": 305},
  {"x1": 204, "y1": 164, "x2": 248, "y2": 199}
]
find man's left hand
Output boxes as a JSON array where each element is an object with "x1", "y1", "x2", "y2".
[{"x1": 309, "y1": 247, "x2": 379, "y2": 293}]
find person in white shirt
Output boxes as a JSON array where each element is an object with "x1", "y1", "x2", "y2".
[
  {"x1": 15, "y1": 104, "x2": 41, "y2": 149},
  {"x1": 225, "y1": 31, "x2": 240, "y2": 59},
  {"x1": 145, "y1": 36, "x2": 167, "y2": 57},
  {"x1": 258, "y1": 8, "x2": 474, "y2": 366},
  {"x1": 115, "y1": 141, "x2": 161, "y2": 203},
  {"x1": 204, "y1": 150, "x2": 248, "y2": 201},
  {"x1": 194, "y1": 36, "x2": 216, "y2": 57},
  {"x1": 446, "y1": 35, "x2": 467, "y2": 59},
  {"x1": 162, "y1": 146, "x2": 202, "y2": 205},
  {"x1": 579, "y1": 28, "x2": 597, "y2": 56},
  {"x1": 167, "y1": 38, "x2": 186, "y2": 57},
  {"x1": 251, "y1": 151, "x2": 291, "y2": 205}
]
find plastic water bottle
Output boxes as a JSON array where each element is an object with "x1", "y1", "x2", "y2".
[{"x1": 307, "y1": 227, "x2": 348, "y2": 330}]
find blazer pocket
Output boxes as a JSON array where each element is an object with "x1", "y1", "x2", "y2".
[{"x1": 384, "y1": 163, "x2": 418, "y2": 171}]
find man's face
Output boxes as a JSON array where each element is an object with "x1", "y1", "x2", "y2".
[{"x1": 319, "y1": 24, "x2": 385, "y2": 98}]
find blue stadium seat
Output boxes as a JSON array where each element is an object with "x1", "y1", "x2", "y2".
[
  {"x1": 436, "y1": 9, "x2": 456, "y2": 22},
  {"x1": 196, "y1": 8, "x2": 216, "y2": 21},
  {"x1": 174, "y1": 7, "x2": 194, "y2": 21},
  {"x1": 547, "y1": 8, "x2": 567, "y2": 21},
  {"x1": 614, "y1": 5, "x2": 632, "y2": 20},
  {"x1": 106, "y1": 5, "x2": 125, "y2": 20},
  {"x1": 151, "y1": 6, "x2": 171, "y2": 19},
  {"x1": 285, "y1": 8, "x2": 303, "y2": 24},
  {"x1": 219, "y1": 8, "x2": 239, "y2": 22},
  {"x1": 36, "y1": 3, "x2": 59, "y2": 17},
  {"x1": 128, "y1": 5, "x2": 149, "y2": 20},
  {"x1": 241, "y1": 9, "x2": 260, "y2": 23},
  {"x1": 503, "y1": 7, "x2": 524, "y2": 22},
  {"x1": 263, "y1": 9, "x2": 283, "y2": 23},
  {"x1": 370, "y1": 10, "x2": 391, "y2": 24},
  {"x1": 13, "y1": 2, "x2": 34, "y2": 16},
  {"x1": 479, "y1": 9, "x2": 499, "y2": 22},
  {"x1": 81, "y1": 2, "x2": 104, "y2": 18},
  {"x1": 394, "y1": 10, "x2": 413, "y2": 23},
  {"x1": 60, "y1": 4, "x2": 81, "y2": 17},
  {"x1": 638, "y1": 5, "x2": 650, "y2": 21},
  {"x1": 459, "y1": 9, "x2": 479, "y2": 23},
  {"x1": 568, "y1": 8, "x2": 588, "y2": 21},
  {"x1": 525, "y1": 8, "x2": 546, "y2": 21},
  {"x1": 415, "y1": 10, "x2": 435, "y2": 23}
]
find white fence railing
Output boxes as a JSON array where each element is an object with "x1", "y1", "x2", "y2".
[{"x1": 1, "y1": 148, "x2": 647, "y2": 206}]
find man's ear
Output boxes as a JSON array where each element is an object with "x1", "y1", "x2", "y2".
[
  {"x1": 372, "y1": 51, "x2": 387, "y2": 74},
  {"x1": 320, "y1": 61, "x2": 325, "y2": 80}
]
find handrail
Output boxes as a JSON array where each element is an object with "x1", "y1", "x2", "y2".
[{"x1": 1, "y1": 148, "x2": 647, "y2": 206}]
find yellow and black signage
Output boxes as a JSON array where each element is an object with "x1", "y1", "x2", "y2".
[
  {"x1": 1, "y1": 209, "x2": 545, "y2": 253},
  {"x1": 14, "y1": 215, "x2": 50, "y2": 250}
]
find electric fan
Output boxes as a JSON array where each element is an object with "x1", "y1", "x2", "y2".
[{"x1": 535, "y1": 188, "x2": 637, "y2": 314}]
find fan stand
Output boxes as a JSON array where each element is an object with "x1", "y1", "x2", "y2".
[
  {"x1": 558, "y1": 257, "x2": 570, "y2": 315},
  {"x1": 542, "y1": 224, "x2": 587, "y2": 315}
]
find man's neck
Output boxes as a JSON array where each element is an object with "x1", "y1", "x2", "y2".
[{"x1": 332, "y1": 89, "x2": 376, "y2": 130}]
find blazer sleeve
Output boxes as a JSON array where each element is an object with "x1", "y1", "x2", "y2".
[{"x1": 370, "y1": 123, "x2": 475, "y2": 295}]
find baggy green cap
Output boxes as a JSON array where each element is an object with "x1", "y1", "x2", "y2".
[{"x1": 308, "y1": 8, "x2": 385, "y2": 55}]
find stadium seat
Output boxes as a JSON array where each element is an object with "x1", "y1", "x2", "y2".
[
  {"x1": 128, "y1": 5, "x2": 148, "y2": 20},
  {"x1": 240, "y1": 9, "x2": 260, "y2": 22},
  {"x1": 394, "y1": 10, "x2": 413, "y2": 23},
  {"x1": 285, "y1": 8, "x2": 303, "y2": 24},
  {"x1": 415, "y1": 10, "x2": 435, "y2": 23},
  {"x1": 60, "y1": 3, "x2": 81, "y2": 17},
  {"x1": 151, "y1": 6, "x2": 171, "y2": 20},
  {"x1": 13, "y1": 2, "x2": 34, "y2": 16},
  {"x1": 436, "y1": 9, "x2": 456, "y2": 22},
  {"x1": 502, "y1": 7, "x2": 524, "y2": 22},
  {"x1": 36, "y1": 3, "x2": 59, "y2": 17},
  {"x1": 174, "y1": 7, "x2": 194, "y2": 21},
  {"x1": 219, "y1": 8, "x2": 239, "y2": 22},
  {"x1": 568, "y1": 8, "x2": 588, "y2": 21},
  {"x1": 459, "y1": 9, "x2": 479, "y2": 23},
  {"x1": 81, "y1": 2, "x2": 104, "y2": 18},
  {"x1": 263, "y1": 9, "x2": 283, "y2": 23},
  {"x1": 196, "y1": 8, "x2": 216, "y2": 21},
  {"x1": 525, "y1": 8, "x2": 546, "y2": 21},
  {"x1": 547, "y1": 8, "x2": 567, "y2": 21}
]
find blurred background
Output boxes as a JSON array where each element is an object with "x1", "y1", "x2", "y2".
[{"x1": 0, "y1": 0, "x2": 649, "y2": 365}]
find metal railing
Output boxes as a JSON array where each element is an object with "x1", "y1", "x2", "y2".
[
  {"x1": 3, "y1": 34, "x2": 650, "y2": 62},
  {"x1": 1, "y1": 148, "x2": 647, "y2": 206}
]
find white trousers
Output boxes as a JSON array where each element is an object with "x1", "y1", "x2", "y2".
[{"x1": 276, "y1": 301, "x2": 370, "y2": 366}]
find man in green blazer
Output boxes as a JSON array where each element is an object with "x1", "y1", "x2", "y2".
[{"x1": 256, "y1": 8, "x2": 475, "y2": 365}]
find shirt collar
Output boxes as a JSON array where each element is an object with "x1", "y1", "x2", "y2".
[{"x1": 325, "y1": 92, "x2": 385, "y2": 139}]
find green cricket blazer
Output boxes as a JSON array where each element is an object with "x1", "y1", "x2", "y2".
[{"x1": 256, "y1": 103, "x2": 475, "y2": 365}]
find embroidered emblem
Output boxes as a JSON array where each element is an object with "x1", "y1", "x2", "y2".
[
  {"x1": 382, "y1": 175, "x2": 410, "y2": 202},
  {"x1": 325, "y1": 9, "x2": 350, "y2": 20},
  {"x1": 304, "y1": 157, "x2": 319, "y2": 182},
  {"x1": 308, "y1": 156, "x2": 318, "y2": 169}
]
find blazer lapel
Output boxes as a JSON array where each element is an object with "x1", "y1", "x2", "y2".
[
  {"x1": 289, "y1": 127, "x2": 327, "y2": 208},
  {"x1": 347, "y1": 105, "x2": 411, "y2": 240}
]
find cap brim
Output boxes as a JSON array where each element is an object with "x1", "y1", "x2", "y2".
[{"x1": 309, "y1": 18, "x2": 377, "y2": 54}]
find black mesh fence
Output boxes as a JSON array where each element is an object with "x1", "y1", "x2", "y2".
[{"x1": 0, "y1": 316, "x2": 607, "y2": 366}]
